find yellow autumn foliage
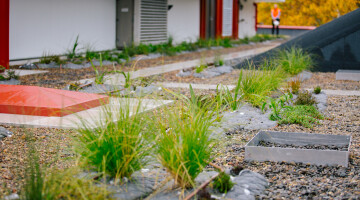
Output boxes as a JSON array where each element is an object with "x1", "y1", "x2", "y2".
[{"x1": 258, "y1": 0, "x2": 360, "y2": 26}]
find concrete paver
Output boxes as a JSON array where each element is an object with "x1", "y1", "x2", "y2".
[
  {"x1": 79, "y1": 44, "x2": 280, "y2": 85},
  {"x1": 6, "y1": 69, "x2": 48, "y2": 76},
  {"x1": 156, "y1": 82, "x2": 235, "y2": 90},
  {"x1": 157, "y1": 82, "x2": 360, "y2": 96}
]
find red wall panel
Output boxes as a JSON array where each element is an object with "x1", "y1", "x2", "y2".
[{"x1": 0, "y1": 0, "x2": 9, "y2": 69}]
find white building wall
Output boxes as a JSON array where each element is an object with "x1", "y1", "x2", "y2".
[
  {"x1": 167, "y1": 0, "x2": 200, "y2": 43},
  {"x1": 238, "y1": 0, "x2": 256, "y2": 38},
  {"x1": 10, "y1": 0, "x2": 116, "y2": 60}
]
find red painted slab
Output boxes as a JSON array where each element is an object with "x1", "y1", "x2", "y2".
[
  {"x1": 0, "y1": 85, "x2": 109, "y2": 117},
  {"x1": 0, "y1": 0, "x2": 9, "y2": 69}
]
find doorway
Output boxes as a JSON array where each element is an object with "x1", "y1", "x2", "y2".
[
  {"x1": 200, "y1": 0, "x2": 239, "y2": 39},
  {"x1": 200, "y1": 0, "x2": 216, "y2": 39},
  {"x1": 116, "y1": 0, "x2": 134, "y2": 48}
]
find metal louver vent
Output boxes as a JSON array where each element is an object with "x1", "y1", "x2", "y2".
[{"x1": 140, "y1": 0, "x2": 168, "y2": 43}]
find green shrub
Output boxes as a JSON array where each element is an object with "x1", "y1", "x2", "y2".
[
  {"x1": 123, "y1": 44, "x2": 137, "y2": 57},
  {"x1": 276, "y1": 47, "x2": 313, "y2": 75},
  {"x1": 213, "y1": 172, "x2": 234, "y2": 193},
  {"x1": 76, "y1": 98, "x2": 150, "y2": 179},
  {"x1": 279, "y1": 105, "x2": 323, "y2": 128},
  {"x1": 314, "y1": 86, "x2": 321, "y2": 94},
  {"x1": 136, "y1": 43, "x2": 150, "y2": 55},
  {"x1": 294, "y1": 91, "x2": 317, "y2": 106},
  {"x1": 155, "y1": 86, "x2": 216, "y2": 188}
]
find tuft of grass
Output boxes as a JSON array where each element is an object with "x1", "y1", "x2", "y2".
[
  {"x1": 155, "y1": 85, "x2": 216, "y2": 188},
  {"x1": 90, "y1": 54, "x2": 108, "y2": 85},
  {"x1": 76, "y1": 98, "x2": 151, "y2": 180},
  {"x1": 216, "y1": 74, "x2": 243, "y2": 111},
  {"x1": 214, "y1": 53, "x2": 224, "y2": 67},
  {"x1": 39, "y1": 53, "x2": 61, "y2": 64},
  {"x1": 22, "y1": 134, "x2": 44, "y2": 200},
  {"x1": 67, "y1": 35, "x2": 80, "y2": 59},
  {"x1": 276, "y1": 46, "x2": 313, "y2": 75},
  {"x1": 43, "y1": 168, "x2": 111, "y2": 200},
  {"x1": 236, "y1": 63, "x2": 286, "y2": 107},
  {"x1": 314, "y1": 86, "x2": 321, "y2": 94},
  {"x1": 213, "y1": 172, "x2": 234, "y2": 193},
  {"x1": 279, "y1": 105, "x2": 323, "y2": 128}
]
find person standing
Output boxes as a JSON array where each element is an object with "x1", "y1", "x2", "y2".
[{"x1": 271, "y1": 4, "x2": 281, "y2": 36}]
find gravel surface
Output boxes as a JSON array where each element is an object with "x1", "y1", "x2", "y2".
[
  {"x1": 302, "y1": 72, "x2": 360, "y2": 90},
  {"x1": 258, "y1": 141, "x2": 349, "y2": 151},
  {"x1": 213, "y1": 95, "x2": 360, "y2": 199}
]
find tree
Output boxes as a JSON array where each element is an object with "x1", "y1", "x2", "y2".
[{"x1": 258, "y1": 0, "x2": 360, "y2": 26}]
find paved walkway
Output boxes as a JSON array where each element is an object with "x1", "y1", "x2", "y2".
[
  {"x1": 4, "y1": 69, "x2": 48, "y2": 76},
  {"x1": 79, "y1": 44, "x2": 280, "y2": 85},
  {"x1": 156, "y1": 82, "x2": 236, "y2": 90},
  {"x1": 0, "y1": 98, "x2": 172, "y2": 129},
  {"x1": 156, "y1": 82, "x2": 360, "y2": 96}
]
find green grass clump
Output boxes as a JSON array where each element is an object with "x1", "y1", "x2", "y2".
[
  {"x1": 22, "y1": 135, "x2": 44, "y2": 200},
  {"x1": 236, "y1": 64, "x2": 286, "y2": 107},
  {"x1": 279, "y1": 105, "x2": 324, "y2": 128},
  {"x1": 276, "y1": 46, "x2": 313, "y2": 75},
  {"x1": 155, "y1": 86, "x2": 216, "y2": 188},
  {"x1": 22, "y1": 133, "x2": 111, "y2": 200},
  {"x1": 76, "y1": 98, "x2": 150, "y2": 180},
  {"x1": 42, "y1": 168, "x2": 111, "y2": 200},
  {"x1": 213, "y1": 172, "x2": 234, "y2": 193}
]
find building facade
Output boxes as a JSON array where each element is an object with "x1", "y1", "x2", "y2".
[{"x1": 1, "y1": 0, "x2": 278, "y2": 65}]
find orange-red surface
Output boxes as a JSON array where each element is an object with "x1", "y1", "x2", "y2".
[{"x1": 0, "y1": 85, "x2": 109, "y2": 117}]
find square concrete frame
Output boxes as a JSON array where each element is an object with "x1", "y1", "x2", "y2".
[{"x1": 245, "y1": 131, "x2": 351, "y2": 167}]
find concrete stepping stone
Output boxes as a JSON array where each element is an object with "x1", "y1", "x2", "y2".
[{"x1": 336, "y1": 70, "x2": 360, "y2": 81}]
